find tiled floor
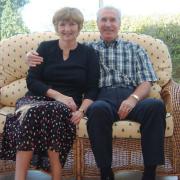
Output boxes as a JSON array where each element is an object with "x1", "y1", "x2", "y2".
[{"x1": 0, "y1": 170, "x2": 178, "y2": 180}]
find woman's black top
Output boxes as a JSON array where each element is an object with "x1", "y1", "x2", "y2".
[{"x1": 26, "y1": 40, "x2": 100, "y2": 106}]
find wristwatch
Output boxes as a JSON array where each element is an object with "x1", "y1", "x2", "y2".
[{"x1": 130, "y1": 94, "x2": 140, "y2": 101}]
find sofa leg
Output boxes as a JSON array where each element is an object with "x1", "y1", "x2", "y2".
[
  {"x1": 76, "y1": 175, "x2": 81, "y2": 180},
  {"x1": 76, "y1": 139, "x2": 81, "y2": 180}
]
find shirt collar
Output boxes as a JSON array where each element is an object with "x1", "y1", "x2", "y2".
[{"x1": 99, "y1": 36, "x2": 119, "y2": 48}]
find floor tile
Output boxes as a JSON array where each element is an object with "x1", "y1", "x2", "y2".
[{"x1": 0, "y1": 170, "x2": 177, "y2": 180}]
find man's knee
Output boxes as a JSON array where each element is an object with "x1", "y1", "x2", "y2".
[
  {"x1": 137, "y1": 99, "x2": 166, "y2": 128},
  {"x1": 149, "y1": 99, "x2": 166, "y2": 114},
  {"x1": 131, "y1": 98, "x2": 166, "y2": 125},
  {"x1": 141, "y1": 98, "x2": 166, "y2": 113},
  {"x1": 87, "y1": 100, "x2": 111, "y2": 115},
  {"x1": 86, "y1": 100, "x2": 114, "y2": 124}
]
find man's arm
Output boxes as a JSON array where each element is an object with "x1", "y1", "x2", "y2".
[
  {"x1": 118, "y1": 81, "x2": 151, "y2": 120},
  {"x1": 117, "y1": 43, "x2": 157, "y2": 120},
  {"x1": 26, "y1": 51, "x2": 43, "y2": 67},
  {"x1": 130, "y1": 81, "x2": 151, "y2": 101}
]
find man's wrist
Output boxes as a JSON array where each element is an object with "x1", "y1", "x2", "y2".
[{"x1": 130, "y1": 94, "x2": 140, "y2": 102}]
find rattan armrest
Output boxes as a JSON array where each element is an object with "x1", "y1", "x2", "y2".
[{"x1": 161, "y1": 79, "x2": 180, "y2": 155}]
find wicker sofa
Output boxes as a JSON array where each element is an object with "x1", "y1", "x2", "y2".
[{"x1": 0, "y1": 32, "x2": 180, "y2": 179}]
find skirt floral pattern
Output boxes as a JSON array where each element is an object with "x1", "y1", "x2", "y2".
[{"x1": 0, "y1": 96, "x2": 76, "y2": 171}]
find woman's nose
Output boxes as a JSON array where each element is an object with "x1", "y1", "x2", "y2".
[{"x1": 64, "y1": 24, "x2": 70, "y2": 31}]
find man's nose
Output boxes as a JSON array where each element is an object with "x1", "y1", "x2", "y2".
[{"x1": 104, "y1": 20, "x2": 111, "y2": 26}]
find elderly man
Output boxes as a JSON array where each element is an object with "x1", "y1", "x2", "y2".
[{"x1": 26, "y1": 6, "x2": 166, "y2": 180}]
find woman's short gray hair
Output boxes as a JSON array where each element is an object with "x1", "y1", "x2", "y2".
[
  {"x1": 97, "y1": 6, "x2": 121, "y2": 23},
  {"x1": 52, "y1": 7, "x2": 84, "y2": 33}
]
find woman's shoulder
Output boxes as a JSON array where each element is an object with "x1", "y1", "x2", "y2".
[
  {"x1": 37, "y1": 39, "x2": 59, "y2": 55},
  {"x1": 39, "y1": 39, "x2": 59, "y2": 47}
]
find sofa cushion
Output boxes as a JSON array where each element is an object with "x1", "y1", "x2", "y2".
[
  {"x1": 0, "y1": 32, "x2": 58, "y2": 87},
  {"x1": 0, "y1": 78, "x2": 27, "y2": 106},
  {"x1": 148, "y1": 83, "x2": 161, "y2": 99},
  {"x1": 77, "y1": 113, "x2": 173, "y2": 138},
  {"x1": 0, "y1": 79, "x2": 162, "y2": 108},
  {"x1": 0, "y1": 106, "x2": 173, "y2": 138},
  {"x1": 0, "y1": 106, "x2": 15, "y2": 133}
]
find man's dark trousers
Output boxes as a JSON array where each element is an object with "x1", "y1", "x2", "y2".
[{"x1": 86, "y1": 87, "x2": 166, "y2": 169}]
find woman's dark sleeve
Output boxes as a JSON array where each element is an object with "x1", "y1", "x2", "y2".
[
  {"x1": 26, "y1": 42, "x2": 51, "y2": 96},
  {"x1": 84, "y1": 47, "x2": 100, "y2": 100}
]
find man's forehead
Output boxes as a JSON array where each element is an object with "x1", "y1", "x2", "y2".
[{"x1": 99, "y1": 10, "x2": 118, "y2": 18}]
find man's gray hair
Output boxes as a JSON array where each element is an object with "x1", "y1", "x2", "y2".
[{"x1": 97, "y1": 6, "x2": 121, "y2": 23}]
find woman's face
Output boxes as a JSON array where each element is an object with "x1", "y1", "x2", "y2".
[{"x1": 57, "y1": 20, "x2": 79, "y2": 42}]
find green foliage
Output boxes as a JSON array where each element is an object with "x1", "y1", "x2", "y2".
[
  {"x1": 0, "y1": 0, "x2": 29, "y2": 10},
  {"x1": 82, "y1": 20, "x2": 98, "y2": 31},
  {"x1": 132, "y1": 15, "x2": 180, "y2": 58},
  {"x1": 138, "y1": 23, "x2": 180, "y2": 82},
  {"x1": 122, "y1": 14, "x2": 180, "y2": 82},
  {"x1": 0, "y1": 0, "x2": 29, "y2": 19},
  {"x1": 0, "y1": 0, "x2": 29, "y2": 40}
]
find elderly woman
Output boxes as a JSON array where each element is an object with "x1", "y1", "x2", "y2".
[{"x1": 0, "y1": 7, "x2": 99, "y2": 180}]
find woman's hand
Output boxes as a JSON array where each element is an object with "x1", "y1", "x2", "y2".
[
  {"x1": 46, "y1": 89, "x2": 77, "y2": 112},
  {"x1": 55, "y1": 95, "x2": 77, "y2": 112},
  {"x1": 70, "y1": 110, "x2": 84, "y2": 125}
]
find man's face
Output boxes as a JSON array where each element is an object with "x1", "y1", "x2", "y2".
[{"x1": 97, "y1": 9, "x2": 120, "y2": 42}]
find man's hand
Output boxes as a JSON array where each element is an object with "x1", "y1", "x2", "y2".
[
  {"x1": 26, "y1": 51, "x2": 43, "y2": 67},
  {"x1": 118, "y1": 82, "x2": 151, "y2": 120},
  {"x1": 118, "y1": 96, "x2": 138, "y2": 120}
]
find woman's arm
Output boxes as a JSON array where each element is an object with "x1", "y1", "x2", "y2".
[
  {"x1": 46, "y1": 89, "x2": 77, "y2": 112},
  {"x1": 26, "y1": 41, "x2": 77, "y2": 111},
  {"x1": 71, "y1": 46, "x2": 100, "y2": 124},
  {"x1": 84, "y1": 46, "x2": 100, "y2": 100}
]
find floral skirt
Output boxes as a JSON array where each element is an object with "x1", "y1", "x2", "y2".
[{"x1": 0, "y1": 96, "x2": 76, "y2": 171}]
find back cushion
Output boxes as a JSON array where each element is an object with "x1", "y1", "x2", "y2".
[
  {"x1": 0, "y1": 32, "x2": 172, "y2": 107},
  {"x1": 0, "y1": 32, "x2": 59, "y2": 87}
]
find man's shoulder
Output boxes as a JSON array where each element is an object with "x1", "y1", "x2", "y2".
[
  {"x1": 118, "y1": 39, "x2": 139, "y2": 48},
  {"x1": 118, "y1": 39, "x2": 147, "y2": 53},
  {"x1": 89, "y1": 41, "x2": 102, "y2": 49}
]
